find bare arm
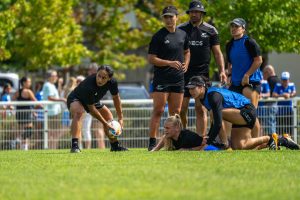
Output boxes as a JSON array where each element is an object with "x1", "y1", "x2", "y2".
[
  {"x1": 87, "y1": 104, "x2": 111, "y2": 129},
  {"x1": 212, "y1": 45, "x2": 227, "y2": 83},
  {"x1": 151, "y1": 135, "x2": 166, "y2": 151},
  {"x1": 148, "y1": 54, "x2": 182, "y2": 70},
  {"x1": 182, "y1": 49, "x2": 190, "y2": 73},
  {"x1": 241, "y1": 56, "x2": 263, "y2": 86},
  {"x1": 112, "y1": 94, "x2": 124, "y2": 127}
]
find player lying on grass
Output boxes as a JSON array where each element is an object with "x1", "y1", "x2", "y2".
[
  {"x1": 67, "y1": 64, "x2": 128, "y2": 153},
  {"x1": 152, "y1": 114, "x2": 208, "y2": 151},
  {"x1": 187, "y1": 75, "x2": 299, "y2": 150}
]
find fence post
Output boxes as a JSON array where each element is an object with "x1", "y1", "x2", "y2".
[
  {"x1": 292, "y1": 98, "x2": 298, "y2": 143},
  {"x1": 43, "y1": 106, "x2": 48, "y2": 149}
]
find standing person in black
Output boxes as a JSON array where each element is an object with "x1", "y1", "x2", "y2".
[
  {"x1": 147, "y1": 5, "x2": 190, "y2": 151},
  {"x1": 178, "y1": 0, "x2": 226, "y2": 136},
  {"x1": 13, "y1": 77, "x2": 38, "y2": 150},
  {"x1": 67, "y1": 65, "x2": 127, "y2": 153}
]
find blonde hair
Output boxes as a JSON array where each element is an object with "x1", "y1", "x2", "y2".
[{"x1": 163, "y1": 114, "x2": 182, "y2": 151}]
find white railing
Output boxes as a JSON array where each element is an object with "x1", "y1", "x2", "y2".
[{"x1": 0, "y1": 97, "x2": 299, "y2": 150}]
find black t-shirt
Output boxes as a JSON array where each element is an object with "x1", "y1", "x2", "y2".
[
  {"x1": 71, "y1": 74, "x2": 118, "y2": 105},
  {"x1": 267, "y1": 75, "x2": 281, "y2": 95},
  {"x1": 172, "y1": 129, "x2": 203, "y2": 150},
  {"x1": 148, "y1": 27, "x2": 189, "y2": 86},
  {"x1": 179, "y1": 22, "x2": 220, "y2": 74}
]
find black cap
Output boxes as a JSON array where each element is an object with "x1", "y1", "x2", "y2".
[
  {"x1": 186, "y1": 1, "x2": 206, "y2": 14},
  {"x1": 186, "y1": 76, "x2": 206, "y2": 89},
  {"x1": 230, "y1": 18, "x2": 246, "y2": 29},
  {"x1": 162, "y1": 5, "x2": 178, "y2": 16}
]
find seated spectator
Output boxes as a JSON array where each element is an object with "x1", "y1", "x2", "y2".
[{"x1": 272, "y1": 71, "x2": 296, "y2": 135}]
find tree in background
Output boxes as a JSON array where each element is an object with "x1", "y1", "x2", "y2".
[
  {"x1": 74, "y1": 0, "x2": 146, "y2": 79},
  {"x1": 0, "y1": 0, "x2": 88, "y2": 70},
  {"x1": 0, "y1": 0, "x2": 299, "y2": 75}
]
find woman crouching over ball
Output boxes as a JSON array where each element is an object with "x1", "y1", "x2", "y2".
[
  {"x1": 67, "y1": 64, "x2": 128, "y2": 153},
  {"x1": 152, "y1": 114, "x2": 210, "y2": 151}
]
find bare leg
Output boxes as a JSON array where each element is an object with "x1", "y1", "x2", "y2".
[
  {"x1": 195, "y1": 98, "x2": 207, "y2": 136},
  {"x1": 231, "y1": 128, "x2": 270, "y2": 150},
  {"x1": 180, "y1": 97, "x2": 190, "y2": 129},
  {"x1": 149, "y1": 92, "x2": 168, "y2": 138}
]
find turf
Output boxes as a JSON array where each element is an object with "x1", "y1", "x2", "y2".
[{"x1": 0, "y1": 149, "x2": 300, "y2": 200}]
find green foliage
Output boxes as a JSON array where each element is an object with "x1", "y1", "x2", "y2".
[
  {"x1": 206, "y1": 0, "x2": 300, "y2": 54},
  {"x1": 1, "y1": 0, "x2": 89, "y2": 70},
  {"x1": 74, "y1": 0, "x2": 146, "y2": 74},
  {"x1": 1, "y1": 150, "x2": 300, "y2": 199}
]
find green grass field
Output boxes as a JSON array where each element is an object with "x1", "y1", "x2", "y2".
[{"x1": 0, "y1": 149, "x2": 300, "y2": 200}]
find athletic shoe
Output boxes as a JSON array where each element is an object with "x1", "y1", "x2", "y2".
[
  {"x1": 148, "y1": 138, "x2": 157, "y2": 151},
  {"x1": 282, "y1": 134, "x2": 300, "y2": 150},
  {"x1": 110, "y1": 145, "x2": 128, "y2": 152},
  {"x1": 269, "y1": 133, "x2": 279, "y2": 150},
  {"x1": 70, "y1": 147, "x2": 81, "y2": 153}
]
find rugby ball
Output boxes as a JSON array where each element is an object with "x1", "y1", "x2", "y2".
[{"x1": 108, "y1": 120, "x2": 122, "y2": 136}]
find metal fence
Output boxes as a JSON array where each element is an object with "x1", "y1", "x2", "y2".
[{"x1": 0, "y1": 98, "x2": 299, "y2": 150}]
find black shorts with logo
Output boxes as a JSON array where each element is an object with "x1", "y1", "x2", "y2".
[
  {"x1": 229, "y1": 82, "x2": 261, "y2": 95},
  {"x1": 152, "y1": 83, "x2": 184, "y2": 93},
  {"x1": 232, "y1": 104, "x2": 257, "y2": 129},
  {"x1": 67, "y1": 92, "x2": 104, "y2": 113}
]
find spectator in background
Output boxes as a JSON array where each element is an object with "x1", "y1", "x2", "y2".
[
  {"x1": 259, "y1": 65, "x2": 281, "y2": 135},
  {"x1": 273, "y1": 71, "x2": 296, "y2": 136},
  {"x1": 13, "y1": 77, "x2": 38, "y2": 150},
  {"x1": 42, "y1": 70, "x2": 66, "y2": 149},
  {"x1": 258, "y1": 79, "x2": 272, "y2": 134},
  {"x1": 226, "y1": 18, "x2": 263, "y2": 138},
  {"x1": 179, "y1": 0, "x2": 226, "y2": 136},
  {"x1": 34, "y1": 81, "x2": 44, "y2": 149},
  {"x1": 1, "y1": 83, "x2": 15, "y2": 149},
  {"x1": 61, "y1": 77, "x2": 77, "y2": 128},
  {"x1": 147, "y1": 5, "x2": 190, "y2": 150},
  {"x1": 81, "y1": 63, "x2": 106, "y2": 149},
  {"x1": 1, "y1": 83, "x2": 14, "y2": 118}
]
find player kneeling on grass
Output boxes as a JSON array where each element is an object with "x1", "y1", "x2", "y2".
[
  {"x1": 187, "y1": 75, "x2": 299, "y2": 150},
  {"x1": 67, "y1": 64, "x2": 128, "y2": 153}
]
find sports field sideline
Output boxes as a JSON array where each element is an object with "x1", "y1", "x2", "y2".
[{"x1": 0, "y1": 149, "x2": 299, "y2": 200}]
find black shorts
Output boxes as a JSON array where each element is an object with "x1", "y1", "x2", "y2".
[
  {"x1": 152, "y1": 83, "x2": 184, "y2": 93},
  {"x1": 229, "y1": 82, "x2": 261, "y2": 95},
  {"x1": 67, "y1": 93, "x2": 104, "y2": 113},
  {"x1": 16, "y1": 110, "x2": 33, "y2": 125},
  {"x1": 232, "y1": 104, "x2": 257, "y2": 129},
  {"x1": 184, "y1": 72, "x2": 209, "y2": 97}
]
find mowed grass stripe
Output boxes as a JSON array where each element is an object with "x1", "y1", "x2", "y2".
[{"x1": 0, "y1": 150, "x2": 300, "y2": 200}]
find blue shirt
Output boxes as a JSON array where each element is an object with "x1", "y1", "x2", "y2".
[
  {"x1": 273, "y1": 82, "x2": 296, "y2": 106},
  {"x1": 229, "y1": 35, "x2": 262, "y2": 86},
  {"x1": 1, "y1": 94, "x2": 11, "y2": 102},
  {"x1": 202, "y1": 87, "x2": 251, "y2": 110}
]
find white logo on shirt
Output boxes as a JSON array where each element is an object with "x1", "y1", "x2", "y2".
[
  {"x1": 164, "y1": 40, "x2": 170, "y2": 44},
  {"x1": 95, "y1": 92, "x2": 98, "y2": 96},
  {"x1": 189, "y1": 41, "x2": 203, "y2": 46},
  {"x1": 201, "y1": 33, "x2": 208, "y2": 38}
]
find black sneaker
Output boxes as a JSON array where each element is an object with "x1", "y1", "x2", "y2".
[
  {"x1": 282, "y1": 134, "x2": 300, "y2": 150},
  {"x1": 110, "y1": 141, "x2": 128, "y2": 152},
  {"x1": 148, "y1": 138, "x2": 156, "y2": 151},
  {"x1": 70, "y1": 147, "x2": 81, "y2": 153},
  {"x1": 110, "y1": 145, "x2": 128, "y2": 152}
]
